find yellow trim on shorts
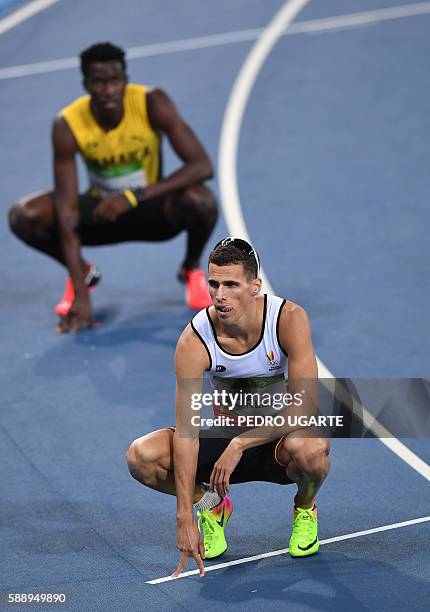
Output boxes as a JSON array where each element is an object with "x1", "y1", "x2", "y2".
[{"x1": 274, "y1": 435, "x2": 288, "y2": 467}]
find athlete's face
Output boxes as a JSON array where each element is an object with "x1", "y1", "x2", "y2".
[
  {"x1": 208, "y1": 263, "x2": 261, "y2": 322},
  {"x1": 84, "y1": 61, "x2": 127, "y2": 113}
]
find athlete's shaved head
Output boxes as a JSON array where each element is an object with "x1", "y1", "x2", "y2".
[
  {"x1": 209, "y1": 237, "x2": 260, "y2": 280},
  {"x1": 80, "y1": 42, "x2": 126, "y2": 78}
]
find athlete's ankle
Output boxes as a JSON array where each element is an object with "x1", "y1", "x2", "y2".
[
  {"x1": 193, "y1": 483, "x2": 221, "y2": 512},
  {"x1": 294, "y1": 500, "x2": 316, "y2": 510},
  {"x1": 181, "y1": 260, "x2": 200, "y2": 271}
]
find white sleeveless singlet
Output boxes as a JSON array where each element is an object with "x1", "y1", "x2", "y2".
[
  {"x1": 191, "y1": 295, "x2": 288, "y2": 420},
  {"x1": 191, "y1": 294, "x2": 288, "y2": 377}
]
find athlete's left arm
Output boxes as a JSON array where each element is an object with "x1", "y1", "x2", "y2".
[
  {"x1": 279, "y1": 301, "x2": 318, "y2": 383},
  {"x1": 209, "y1": 303, "x2": 318, "y2": 496},
  {"x1": 143, "y1": 88, "x2": 213, "y2": 200}
]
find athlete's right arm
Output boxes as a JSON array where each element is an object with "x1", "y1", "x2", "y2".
[
  {"x1": 52, "y1": 117, "x2": 92, "y2": 331},
  {"x1": 172, "y1": 324, "x2": 210, "y2": 577}
]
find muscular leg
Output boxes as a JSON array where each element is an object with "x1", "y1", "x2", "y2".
[
  {"x1": 8, "y1": 185, "x2": 218, "y2": 271},
  {"x1": 164, "y1": 184, "x2": 218, "y2": 270},
  {"x1": 8, "y1": 191, "x2": 87, "y2": 270},
  {"x1": 8, "y1": 191, "x2": 65, "y2": 263},
  {"x1": 126, "y1": 428, "x2": 203, "y2": 502},
  {"x1": 278, "y1": 430, "x2": 331, "y2": 508}
]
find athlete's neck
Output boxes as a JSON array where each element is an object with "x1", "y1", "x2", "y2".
[
  {"x1": 216, "y1": 297, "x2": 263, "y2": 346},
  {"x1": 91, "y1": 100, "x2": 124, "y2": 131}
]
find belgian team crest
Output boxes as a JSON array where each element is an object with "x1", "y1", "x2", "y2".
[{"x1": 266, "y1": 350, "x2": 281, "y2": 371}]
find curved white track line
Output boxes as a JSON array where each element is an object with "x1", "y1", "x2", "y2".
[
  {"x1": 219, "y1": 0, "x2": 310, "y2": 295},
  {"x1": 217, "y1": 0, "x2": 430, "y2": 481}
]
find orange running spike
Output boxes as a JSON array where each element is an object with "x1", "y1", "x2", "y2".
[{"x1": 184, "y1": 268, "x2": 212, "y2": 310}]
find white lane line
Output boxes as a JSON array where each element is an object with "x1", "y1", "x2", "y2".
[
  {"x1": 217, "y1": 0, "x2": 430, "y2": 483},
  {"x1": 319, "y1": 378, "x2": 430, "y2": 481},
  {"x1": 1, "y1": 2, "x2": 430, "y2": 79},
  {"x1": 147, "y1": 515, "x2": 430, "y2": 583},
  {"x1": 358, "y1": 402, "x2": 430, "y2": 480},
  {"x1": 0, "y1": 0, "x2": 59, "y2": 35},
  {"x1": 219, "y1": 0, "x2": 311, "y2": 296},
  {"x1": 0, "y1": 30, "x2": 262, "y2": 80},
  {"x1": 287, "y1": 1, "x2": 430, "y2": 34}
]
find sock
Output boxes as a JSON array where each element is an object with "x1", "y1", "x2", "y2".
[
  {"x1": 295, "y1": 503, "x2": 316, "y2": 511},
  {"x1": 84, "y1": 262, "x2": 101, "y2": 288},
  {"x1": 193, "y1": 483, "x2": 221, "y2": 512}
]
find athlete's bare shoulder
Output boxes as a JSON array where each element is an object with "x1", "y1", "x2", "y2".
[
  {"x1": 146, "y1": 87, "x2": 180, "y2": 131},
  {"x1": 176, "y1": 323, "x2": 200, "y2": 349},
  {"x1": 278, "y1": 299, "x2": 313, "y2": 355},
  {"x1": 175, "y1": 323, "x2": 210, "y2": 376},
  {"x1": 280, "y1": 299, "x2": 309, "y2": 321},
  {"x1": 52, "y1": 115, "x2": 78, "y2": 156}
]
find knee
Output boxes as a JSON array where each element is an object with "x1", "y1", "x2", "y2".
[
  {"x1": 8, "y1": 200, "x2": 41, "y2": 242},
  {"x1": 125, "y1": 437, "x2": 160, "y2": 486},
  {"x1": 8, "y1": 202, "x2": 25, "y2": 238},
  {"x1": 284, "y1": 436, "x2": 331, "y2": 479},
  {"x1": 179, "y1": 186, "x2": 218, "y2": 222}
]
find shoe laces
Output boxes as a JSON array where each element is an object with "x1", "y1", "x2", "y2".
[{"x1": 294, "y1": 509, "x2": 315, "y2": 539}]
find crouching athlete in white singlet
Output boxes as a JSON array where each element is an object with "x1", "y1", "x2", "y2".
[{"x1": 126, "y1": 237, "x2": 330, "y2": 576}]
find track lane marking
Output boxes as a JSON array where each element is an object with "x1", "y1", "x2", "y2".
[
  {"x1": 147, "y1": 515, "x2": 430, "y2": 583},
  {"x1": 0, "y1": 0, "x2": 59, "y2": 35},
  {"x1": 2, "y1": 2, "x2": 430, "y2": 78},
  {"x1": 217, "y1": 0, "x2": 430, "y2": 483}
]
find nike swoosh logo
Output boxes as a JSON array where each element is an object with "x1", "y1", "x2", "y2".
[
  {"x1": 216, "y1": 508, "x2": 225, "y2": 527},
  {"x1": 298, "y1": 537, "x2": 318, "y2": 551}
]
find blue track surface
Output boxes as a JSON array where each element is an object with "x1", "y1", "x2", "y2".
[
  {"x1": 1, "y1": 1, "x2": 429, "y2": 610},
  {"x1": 0, "y1": 0, "x2": 24, "y2": 17}
]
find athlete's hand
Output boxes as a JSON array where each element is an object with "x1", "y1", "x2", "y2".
[
  {"x1": 210, "y1": 439, "x2": 243, "y2": 497},
  {"x1": 172, "y1": 518, "x2": 205, "y2": 578},
  {"x1": 56, "y1": 293, "x2": 99, "y2": 333},
  {"x1": 93, "y1": 194, "x2": 130, "y2": 223}
]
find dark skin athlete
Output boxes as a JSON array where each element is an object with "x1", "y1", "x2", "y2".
[{"x1": 9, "y1": 60, "x2": 217, "y2": 333}]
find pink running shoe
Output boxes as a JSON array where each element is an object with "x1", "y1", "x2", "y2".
[
  {"x1": 183, "y1": 268, "x2": 212, "y2": 310},
  {"x1": 54, "y1": 262, "x2": 101, "y2": 317}
]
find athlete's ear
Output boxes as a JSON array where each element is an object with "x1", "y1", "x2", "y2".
[
  {"x1": 253, "y1": 277, "x2": 262, "y2": 295},
  {"x1": 82, "y1": 78, "x2": 89, "y2": 93}
]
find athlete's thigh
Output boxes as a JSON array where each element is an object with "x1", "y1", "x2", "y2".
[
  {"x1": 230, "y1": 439, "x2": 293, "y2": 485},
  {"x1": 196, "y1": 435, "x2": 293, "y2": 486},
  {"x1": 133, "y1": 427, "x2": 175, "y2": 471},
  {"x1": 117, "y1": 194, "x2": 181, "y2": 241},
  {"x1": 196, "y1": 436, "x2": 231, "y2": 483},
  {"x1": 16, "y1": 190, "x2": 97, "y2": 228},
  {"x1": 78, "y1": 193, "x2": 123, "y2": 245},
  {"x1": 15, "y1": 190, "x2": 56, "y2": 225},
  {"x1": 80, "y1": 194, "x2": 181, "y2": 245}
]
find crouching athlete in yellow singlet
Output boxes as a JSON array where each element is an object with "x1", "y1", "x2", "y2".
[{"x1": 8, "y1": 42, "x2": 218, "y2": 332}]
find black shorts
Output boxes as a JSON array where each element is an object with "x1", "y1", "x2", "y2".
[
  {"x1": 170, "y1": 428, "x2": 293, "y2": 486},
  {"x1": 77, "y1": 192, "x2": 181, "y2": 245}
]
